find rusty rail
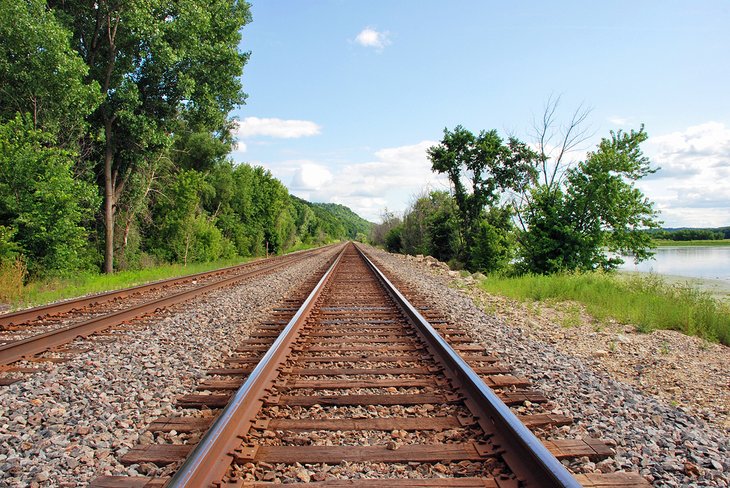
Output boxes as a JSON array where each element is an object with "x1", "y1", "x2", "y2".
[
  {"x1": 357, "y1": 245, "x2": 580, "y2": 487},
  {"x1": 166, "y1": 245, "x2": 346, "y2": 487},
  {"x1": 0, "y1": 246, "x2": 330, "y2": 366},
  {"x1": 0, "y1": 246, "x2": 325, "y2": 328}
]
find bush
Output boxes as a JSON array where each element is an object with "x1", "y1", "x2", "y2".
[
  {"x1": 0, "y1": 116, "x2": 99, "y2": 276},
  {"x1": 385, "y1": 225, "x2": 403, "y2": 253}
]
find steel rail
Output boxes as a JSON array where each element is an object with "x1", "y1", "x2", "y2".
[
  {"x1": 356, "y1": 244, "x2": 581, "y2": 488},
  {"x1": 0, "y1": 248, "x2": 330, "y2": 366},
  {"x1": 0, "y1": 246, "x2": 327, "y2": 328},
  {"x1": 165, "y1": 245, "x2": 346, "y2": 487}
]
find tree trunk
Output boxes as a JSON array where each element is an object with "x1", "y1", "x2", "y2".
[
  {"x1": 103, "y1": 118, "x2": 115, "y2": 274},
  {"x1": 119, "y1": 167, "x2": 156, "y2": 266}
]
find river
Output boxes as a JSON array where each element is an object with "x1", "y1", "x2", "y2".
[{"x1": 618, "y1": 246, "x2": 730, "y2": 301}]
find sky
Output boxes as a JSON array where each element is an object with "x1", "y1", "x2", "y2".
[{"x1": 230, "y1": 1, "x2": 730, "y2": 226}]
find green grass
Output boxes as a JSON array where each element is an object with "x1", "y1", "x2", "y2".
[
  {"x1": 653, "y1": 239, "x2": 730, "y2": 246},
  {"x1": 12, "y1": 256, "x2": 257, "y2": 309},
  {"x1": 479, "y1": 271, "x2": 730, "y2": 346},
  {"x1": 9, "y1": 241, "x2": 337, "y2": 309}
]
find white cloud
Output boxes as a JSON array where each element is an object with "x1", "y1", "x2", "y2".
[
  {"x1": 236, "y1": 117, "x2": 321, "y2": 139},
  {"x1": 323, "y1": 141, "x2": 448, "y2": 220},
  {"x1": 608, "y1": 115, "x2": 631, "y2": 125},
  {"x1": 638, "y1": 122, "x2": 730, "y2": 227},
  {"x1": 291, "y1": 163, "x2": 334, "y2": 191},
  {"x1": 354, "y1": 27, "x2": 391, "y2": 50},
  {"x1": 234, "y1": 141, "x2": 247, "y2": 153},
  {"x1": 252, "y1": 141, "x2": 448, "y2": 222}
]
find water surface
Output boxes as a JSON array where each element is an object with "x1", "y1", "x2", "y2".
[{"x1": 619, "y1": 246, "x2": 730, "y2": 282}]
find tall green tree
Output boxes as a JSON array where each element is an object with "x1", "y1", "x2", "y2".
[
  {"x1": 518, "y1": 127, "x2": 661, "y2": 273},
  {"x1": 427, "y1": 126, "x2": 537, "y2": 271},
  {"x1": 49, "y1": 0, "x2": 251, "y2": 272}
]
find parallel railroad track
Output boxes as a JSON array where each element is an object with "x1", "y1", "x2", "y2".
[
  {"x1": 0, "y1": 245, "x2": 336, "y2": 380},
  {"x1": 93, "y1": 243, "x2": 648, "y2": 487}
]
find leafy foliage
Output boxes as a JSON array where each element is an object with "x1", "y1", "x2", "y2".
[
  {"x1": 49, "y1": 0, "x2": 252, "y2": 272},
  {"x1": 0, "y1": 1, "x2": 373, "y2": 285},
  {"x1": 382, "y1": 123, "x2": 661, "y2": 279},
  {"x1": 427, "y1": 126, "x2": 537, "y2": 272},
  {"x1": 0, "y1": 117, "x2": 99, "y2": 275},
  {"x1": 369, "y1": 209, "x2": 402, "y2": 250},
  {"x1": 649, "y1": 228, "x2": 725, "y2": 241},
  {"x1": 400, "y1": 191, "x2": 458, "y2": 262},
  {"x1": 0, "y1": 0, "x2": 100, "y2": 138},
  {"x1": 518, "y1": 127, "x2": 660, "y2": 273},
  {"x1": 309, "y1": 202, "x2": 372, "y2": 239}
]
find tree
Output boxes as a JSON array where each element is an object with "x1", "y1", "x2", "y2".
[
  {"x1": 401, "y1": 191, "x2": 432, "y2": 256},
  {"x1": 427, "y1": 126, "x2": 537, "y2": 271},
  {"x1": 0, "y1": 116, "x2": 99, "y2": 275},
  {"x1": 401, "y1": 190, "x2": 458, "y2": 262},
  {"x1": 149, "y1": 169, "x2": 235, "y2": 265},
  {"x1": 370, "y1": 209, "x2": 402, "y2": 248},
  {"x1": 49, "y1": 0, "x2": 252, "y2": 272},
  {"x1": 518, "y1": 127, "x2": 661, "y2": 273},
  {"x1": 385, "y1": 225, "x2": 404, "y2": 253},
  {"x1": 0, "y1": 0, "x2": 100, "y2": 138},
  {"x1": 426, "y1": 192, "x2": 459, "y2": 262}
]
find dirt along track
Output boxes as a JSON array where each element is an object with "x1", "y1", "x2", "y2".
[
  {"x1": 92, "y1": 243, "x2": 646, "y2": 487},
  {"x1": 0, "y1": 245, "x2": 335, "y2": 383}
]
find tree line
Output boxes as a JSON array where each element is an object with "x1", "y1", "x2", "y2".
[
  {"x1": 372, "y1": 102, "x2": 662, "y2": 275},
  {"x1": 0, "y1": 0, "x2": 370, "y2": 279},
  {"x1": 647, "y1": 228, "x2": 728, "y2": 241}
]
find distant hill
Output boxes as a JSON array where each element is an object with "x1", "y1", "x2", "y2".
[{"x1": 291, "y1": 196, "x2": 372, "y2": 240}]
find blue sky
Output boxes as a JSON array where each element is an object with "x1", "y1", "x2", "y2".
[{"x1": 231, "y1": 1, "x2": 730, "y2": 226}]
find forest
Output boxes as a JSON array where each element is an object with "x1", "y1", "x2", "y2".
[{"x1": 0, "y1": 0, "x2": 370, "y2": 285}]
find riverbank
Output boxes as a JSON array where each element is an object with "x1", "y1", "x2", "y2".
[
  {"x1": 654, "y1": 239, "x2": 730, "y2": 246},
  {"x1": 464, "y1": 281, "x2": 730, "y2": 432},
  {"x1": 620, "y1": 270, "x2": 730, "y2": 303},
  {"x1": 478, "y1": 270, "x2": 730, "y2": 346}
]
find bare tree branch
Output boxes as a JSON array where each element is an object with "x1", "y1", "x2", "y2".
[{"x1": 531, "y1": 95, "x2": 594, "y2": 190}]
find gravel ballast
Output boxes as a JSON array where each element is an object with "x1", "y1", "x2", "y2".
[
  {"x1": 0, "y1": 248, "x2": 338, "y2": 487},
  {"x1": 2, "y1": 243, "x2": 728, "y2": 487},
  {"x1": 363, "y1": 245, "x2": 729, "y2": 487}
]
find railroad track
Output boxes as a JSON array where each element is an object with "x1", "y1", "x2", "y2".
[
  {"x1": 93, "y1": 243, "x2": 648, "y2": 487},
  {"x1": 0, "y1": 245, "x2": 336, "y2": 381}
]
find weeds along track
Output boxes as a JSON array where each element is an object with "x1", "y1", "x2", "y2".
[
  {"x1": 0, "y1": 245, "x2": 336, "y2": 381},
  {"x1": 93, "y1": 243, "x2": 647, "y2": 487}
]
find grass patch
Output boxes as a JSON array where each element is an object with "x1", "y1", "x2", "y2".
[
  {"x1": 7, "y1": 242, "x2": 337, "y2": 310},
  {"x1": 479, "y1": 271, "x2": 730, "y2": 346},
  {"x1": 0, "y1": 258, "x2": 27, "y2": 303},
  {"x1": 12, "y1": 256, "x2": 257, "y2": 310},
  {"x1": 653, "y1": 239, "x2": 730, "y2": 247}
]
